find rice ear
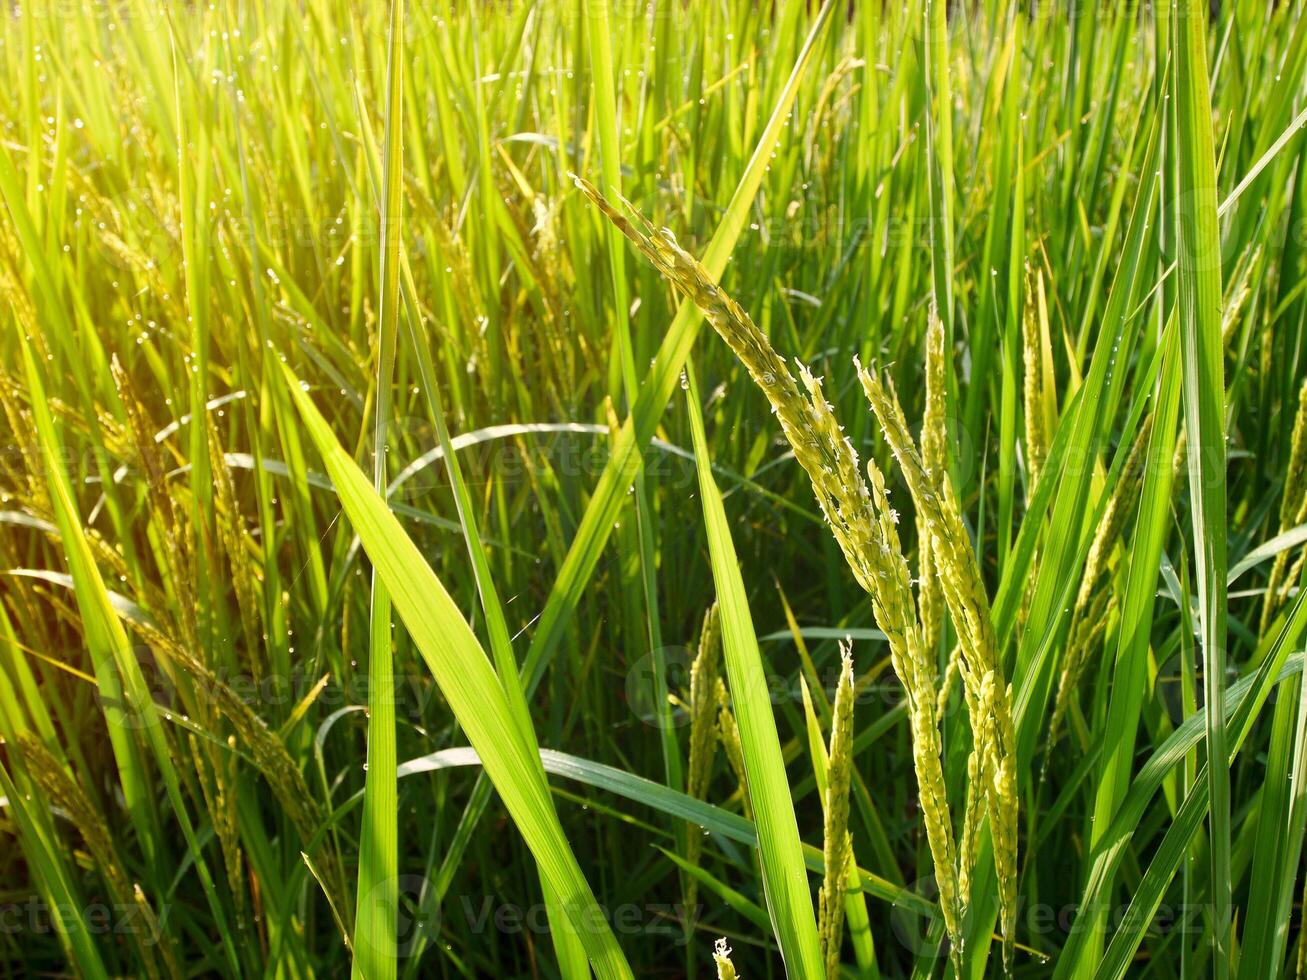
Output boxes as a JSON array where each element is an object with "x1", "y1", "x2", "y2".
[
  {"x1": 919, "y1": 308, "x2": 948, "y2": 666},
  {"x1": 1262, "y1": 379, "x2": 1307, "y2": 633},
  {"x1": 685, "y1": 603, "x2": 723, "y2": 914},
  {"x1": 16, "y1": 735, "x2": 179, "y2": 980},
  {"x1": 858, "y1": 348, "x2": 1019, "y2": 964},
  {"x1": 1048, "y1": 416, "x2": 1155, "y2": 750},
  {"x1": 818, "y1": 646, "x2": 856, "y2": 976},
  {"x1": 1022, "y1": 267, "x2": 1049, "y2": 489},
  {"x1": 576, "y1": 179, "x2": 966, "y2": 952}
]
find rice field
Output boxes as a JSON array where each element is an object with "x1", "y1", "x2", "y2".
[{"x1": 2, "y1": 0, "x2": 1307, "y2": 976}]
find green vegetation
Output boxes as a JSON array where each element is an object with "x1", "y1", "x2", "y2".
[{"x1": 2, "y1": 0, "x2": 1307, "y2": 976}]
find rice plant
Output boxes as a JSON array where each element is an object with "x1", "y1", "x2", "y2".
[{"x1": 3, "y1": 0, "x2": 1307, "y2": 976}]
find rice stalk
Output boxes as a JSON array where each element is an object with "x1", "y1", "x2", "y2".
[
  {"x1": 109, "y1": 357, "x2": 198, "y2": 653},
  {"x1": 189, "y1": 731, "x2": 244, "y2": 922},
  {"x1": 573, "y1": 175, "x2": 965, "y2": 953},
  {"x1": 1262, "y1": 379, "x2": 1307, "y2": 634},
  {"x1": 1022, "y1": 268, "x2": 1050, "y2": 490},
  {"x1": 204, "y1": 414, "x2": 263, "y2": 681},
  {"x1": 818, "y1": 644, "x2": 855, "y2": 977},
  {"x1": 857, "y1": 318, "x2": 1018, "y2": 968},
  {"x1": 16, "y1": 735, "x2": 180, "y2": 980},
  {"x1": 1047, "y1": 416, "x2": 1155, "y2": 752},
  {"x1": 684, "y1": 603, "x2": 722, "y2": 914},
  {"x1": 919, "y1": 308, "x2": 948, "y2": 664},
  {"x1": 715, "y1": 678, "x2": 750, "y2": 821}
]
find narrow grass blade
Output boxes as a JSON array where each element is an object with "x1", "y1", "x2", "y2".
[
  {"x1": 801, "y1": 679, "x2": 878, "y2": 978},
  {"x1": 0, "y1": 759, "x2": 109, "y2": 979},
  {"x1": 18, "y1": 333, "x2": 243, "y2": 975},
  {"x1": 279, "y1": 362, "x2": 633, "y2": 979},
  {"x1": 584, "y1": 0, "x2": 680, "y2": 800},
  {"x1": 1236, "y1": 655, "x2": 1306, "y2": 978},
  {"x1": 396, "y1": 220, "x2": 589, "y2": 977},
  {"x1": 1173, "y1": 1, "x2": 1231, "y2": 971},
  {"x1": 924, "y1": 0, "x2": 955, "y2": 341},
  {"x1": 519, "y1": 0, "x2": 838, "y2": 694},
  {"x1": 384, "y1": 747, "x2": 933, "y2": 916},
  {"x1": 683, "y1": 362, "x2": 824, "y2": 978},
  {"x1": 1081, "y1": 319, "x2": 1182, "y2": 967},
  {"x1": 351, "y1": 0, "x2": 404, "y2": 973},
  {"x1": 1056, "y1": 593, "x2": 1307, "y2": 978}
]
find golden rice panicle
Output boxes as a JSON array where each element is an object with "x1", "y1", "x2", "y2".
[
  {"x1": 858, "y1": 460, "x2": 943, "y2": 711},
  {"x1": 1262, "y1": 379, "x2": 1307, "y2": 633},
  {"x1": 17, "y1": 735, "x2": 133, "y2": 906},
  {"x1": 205, "y1": 413, "x2": 263, "y2": 679},
  {"x1": 110, "y1": 356, "x2": 199, "y2": 651},
  {"x1": 130, "y1": 884, "x2": 182, "y2": 980},
  {"x1": 957, "y1": 687, "x2": 992, "y2": 908},
  {"x1": 906, "y1": 660, "x2": 963, "y2": 944},
  {"x1": 857, "y1": 356, "x2": 997, "y2": 683},
  {"x1": 139, "y1": 632, "x2": 351, "y2": 920},
  {"x1": 17, "y1": 735, "x2": 176, "y2": 980},
  {"x1": 1079, "y1": 416, "x2": 1156, "y2": 607},
  {"x1": 577, "y1": 179, "x2": 963, "y2": 952},
  {"x1": 715, "y1": 679, "x2": 749, "y2": 817},
  {"x1": 793, "y1": 363, "x2": 886, "y2": 593},
  {"x1": 1048, "y1": 417, "x2": 1154, "y2": 748},
  {"x1": 0, "y1": 371, "x2": 45, "y2": 506},
  {"x1": 573, "y1": 175, "x2": 871, "y2": 583},
  {"x1": 713, "y1": 938, "x2": 740, "y2": 980},
  {"x1": 1022, "y1": 267, "x2": 1048, "y2": 489},
  {"x1": 918, "y1": 308, "x2": 948, "y2": 665},
  {"x1": 920, "y1": 308, "x2": 950, "y2": 497},
  {"x1": 687, "y1": 603, "x2": 723, "y2": 801},
  {"x1": 576, "y1": 180, "x2": 910, "y2": 630},
  {"x1": 860, "y1": 461, "x2": 965, "y2": 946},
  {"x1": 578, "y1": 172, "x2": 889, "y2": 597},
  {"x1": 860, "y1": 458, "x2": 959, "y2": 868},
  {"x1": 851, "y1": 464, "x2": 966, "y2": 943},
  {"x1": 819, "y1": 645, "x2": 856, "y2": 977},
  {"x1": 685, "y1": 603, "x2": 722, "y2": 913},
  {"x1": 574, "y1": 179, "x2": 849, "y2": 535},
  {"x1": 190, "y1": 731, "x2": 245, "y2": 919},
  {"x1": 858, "y1": 348, "x2": 1020, "y2": 955},
  {"x1": 1280, "y1": 378, "x2": 1307, "y2": 528},
  {"x1": 984, "y1": 674, "x2": 1020, "y2": 975}
]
